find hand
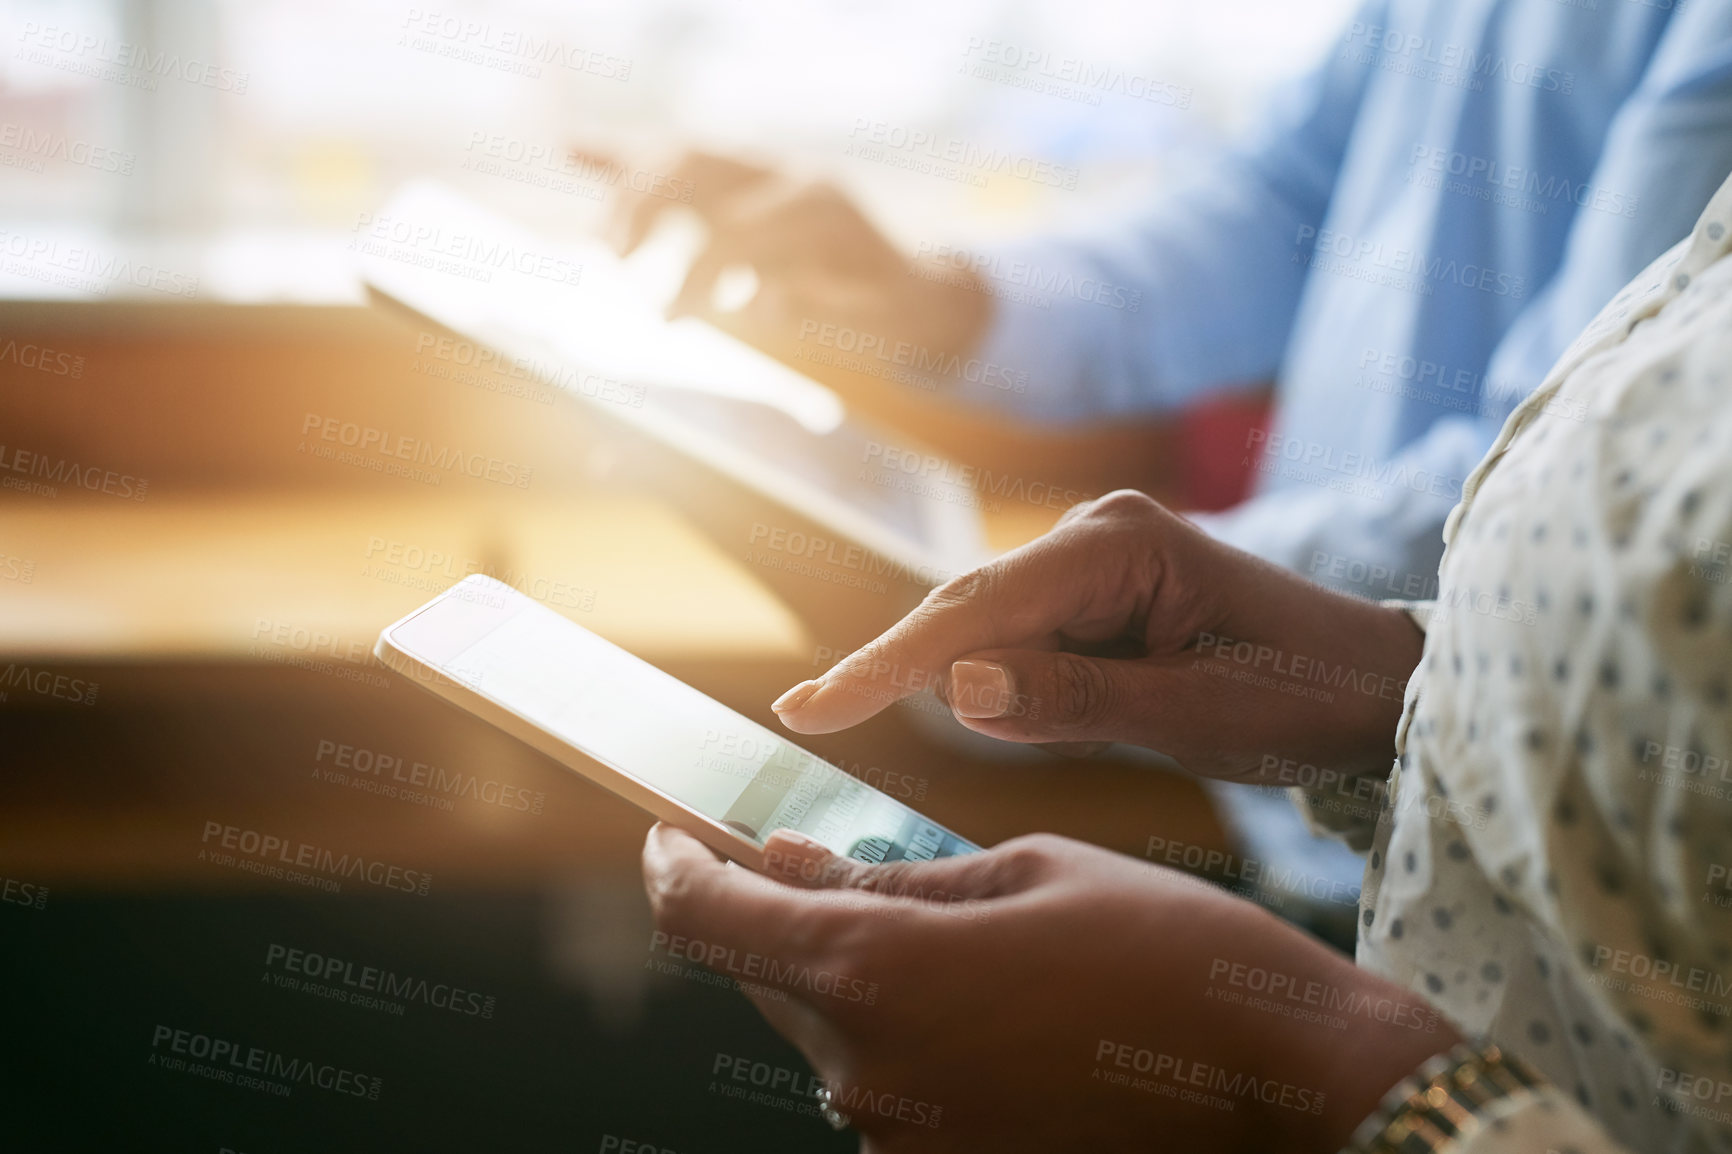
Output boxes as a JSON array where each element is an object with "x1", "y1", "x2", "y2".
[
  {"x1": 608, "y1": 151, "x2": 991, "y2": 374},
  {"x1": 643, "y1": 824, "x2": 1458, "y2": 1153},
  {"x1": 772, "y1": 489, "x2": 1423, "y2": 783}
]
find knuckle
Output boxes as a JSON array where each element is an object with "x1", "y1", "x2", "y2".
[
  {"x1": 1052, "y1": 488, "x2": 1160, "y2": 544},
  {"x1": 995, "y1": 835, "x2": 1061, "y2": 882},
  {"x1": 841, "y1": 638, "x2": 900, "y2": 689},
  {"x1": 856, "y1": 860, "x2": 918, "y2": 899},
  {"x1": 1052, "y1": 500, "x2": 1093, "y2": 530},
  {"x1": 1046, "y1": 652, "x2": 1113, "y2": 731},
  {"x1": 926, "y1": 565, "x2": 991, "y2": 612},
  {"x1": 669, "y1": 150, "x2": 708, "y2": 179},
  {"x1": 799, "y1": 177, "x2": 848, "y2": 211},
  {"x1": 830, "y1": 856, "x2": 882, "y2": 891},
  {"x1": 645, "y1": 868, "x2": 696, "y2": 928},
  {"x1": 1068, "y1": 488, "x2": 1162, "y2": 541},
  {"x1": 1004, "y1": 831, "x2": 1064, "y2": 857},
  {"x1": 1092, "y1": 488, "x2": 1159, "y2": 518},
  {"x1": 772, "y1": 179, "x2": 835, "y2": 227}
]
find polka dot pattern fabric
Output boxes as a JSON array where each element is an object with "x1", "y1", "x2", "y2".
[{"x1": 1301, "y1": 171, "x2": 1732, "y2": 1154}]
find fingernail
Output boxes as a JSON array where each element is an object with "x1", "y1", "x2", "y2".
[
  {"x1": 949, "y1": 660, "x2": 1012, "y2": 719},
  {"x1": 772, "y1": 679, "x2": 821, "y2": 714}
]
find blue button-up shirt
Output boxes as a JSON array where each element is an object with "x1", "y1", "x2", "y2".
[{"x1": 967, "y1": 0, "x2": 1732, "y2": 597}]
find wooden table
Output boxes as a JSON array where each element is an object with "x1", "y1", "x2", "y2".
[{"x1": 0, "y1": 301, "x2": 1225, "y2": 894}]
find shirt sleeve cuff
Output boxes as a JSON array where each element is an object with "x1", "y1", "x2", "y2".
[{"x1": 1287, "y1": 780, "x2": 1384, "y2": 853}]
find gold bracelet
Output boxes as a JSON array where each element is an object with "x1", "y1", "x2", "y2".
[{"x1": 1344, "y1": 1040, "x2": 1549, "y2": 1154}]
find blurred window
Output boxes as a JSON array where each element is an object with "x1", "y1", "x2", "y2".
[{"x1": 0, "y1": 0, "x2": 1357, "y2": 240}]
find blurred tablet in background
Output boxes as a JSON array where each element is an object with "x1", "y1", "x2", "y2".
[{"x1": 358, "y1": 180, "x2": 988, "y2": 589}]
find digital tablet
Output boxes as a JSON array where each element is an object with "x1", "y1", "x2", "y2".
[
  {"x1": 358, "y1": 180, "x2": 988, "y2": 585},
  {"x1": 375, "y1": 575, "x2": 980, "y2": 870}
]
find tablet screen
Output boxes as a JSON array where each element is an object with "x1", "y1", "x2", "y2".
[
  {"x1": 360, "y1": 181, "x2": 987, "y2": 582},
  {"x1": 409, "y1": 582, "x2": 975, "y2": 864}
]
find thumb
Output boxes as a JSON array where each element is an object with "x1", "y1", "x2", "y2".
[
  {"x1": 761, "y1": 829, "x2": 1025, "y2": 909},
  {"x1": 941, "y1": 649, "x2": 1180, "y2": 747}
]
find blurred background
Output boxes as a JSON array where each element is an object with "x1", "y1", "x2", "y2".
[
  {"x1": 4, "y1": 0, "x2": 1352, "y2": 246},
  {"x1": 0, "y1": 0, "x2": 1355, "y2": 1149}
]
